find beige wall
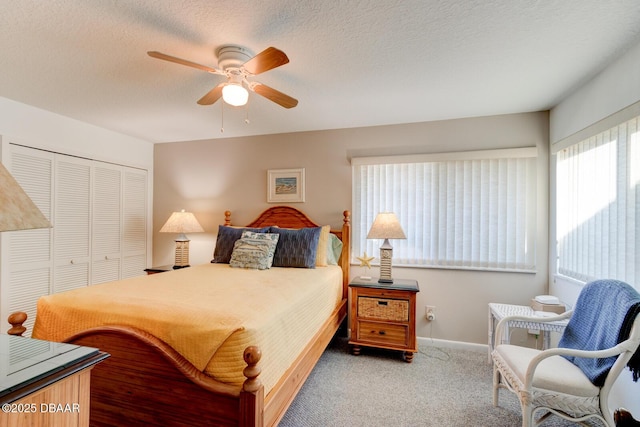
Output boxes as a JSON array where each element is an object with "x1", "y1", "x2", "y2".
[{"x1": 153, "y1": 111, "x2": 549, "y2": 345}]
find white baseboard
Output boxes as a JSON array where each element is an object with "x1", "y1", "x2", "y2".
[
  {"x1": 346, "y1": 328, "x2": 489, "y2": 354},
  {"x1": 417, "y1": 336, "x2": 488, "y2": 354}
]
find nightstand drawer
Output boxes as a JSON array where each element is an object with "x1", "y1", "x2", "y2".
[
  {"x1": 358, "y1": 296, "x2": 408, "y2": 322},
  {"x1": 356, "y1": 320, "x2": 409, "y2": 347}
]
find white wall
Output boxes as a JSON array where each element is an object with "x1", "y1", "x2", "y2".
[
  {"x1": 549, "y1": 39, "x2": 640, "y2": 415},
  {"x1": 0, "y1": 97, "x2": 153, "y2": 169},
  {"x1": 550, "y1": 40, "x2": 640, "y2": 144}
]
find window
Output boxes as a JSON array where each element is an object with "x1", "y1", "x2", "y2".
[
  {"x1": 352, "y1": 148, "x2": 537, "y2": 272},
  {"x1": 555, "y1": 116, "x2": 639, "y2": 286}
]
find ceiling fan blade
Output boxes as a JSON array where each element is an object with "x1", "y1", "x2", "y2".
[
  {"x1": 147, "y1": 51, "x2": 224, "y2": 75},
  {"x1": 242, "y1": 47, "x2": 290, "y2": 75},
  {"x1": 197, "y1": 84, "x2": 225, "y2": 105},
  {"x1": 252, "y1": 83, "x2": 298, "y2": 109}
]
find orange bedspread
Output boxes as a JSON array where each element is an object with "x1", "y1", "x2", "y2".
[{"x1": 33, "y1": 263, "x2": 343, "y2": 393}]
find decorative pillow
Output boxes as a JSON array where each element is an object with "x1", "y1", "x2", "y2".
[
  {"x1": 326, "y1": 233, "x2": 343, "y2": 265},
  {"x1": 315, "y1": 225, "x2": 331, "y2": 266},
  {"x1": 271, "y1": 226, "x2": 322, "y2": 268},
  {"x1": 229, "y1": 232, "x2": 279, "y2": 270},
  {"x1": 211, "y1": 225, "x2": 271, "y2": 264},
  {"x1": 242, "y1": 230, "x2": 279, "y2": 264}
]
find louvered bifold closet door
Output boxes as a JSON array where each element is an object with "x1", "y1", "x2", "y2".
[
  {"x1": 2, "y1": 145, "x2": 54, "y2": 336},
  {"x1": 92, "y1": 163, "x2": 122, "y2": 284},
  {"x1": 54, "y1": 156, "x2": 91, "y2": 293},
  {"x1": 121, "y1": 168, "x2": 147, "y2": 279}
]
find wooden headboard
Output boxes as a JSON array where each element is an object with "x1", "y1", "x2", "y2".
[{"x1": 224, "y1": 206, "x2": 351, "y2": 297}]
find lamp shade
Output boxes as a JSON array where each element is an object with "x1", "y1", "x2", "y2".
[
  {"x1": 159, "y1": 210, "x2": 204, "y2": 235},
  {"x1": 366, "y1": 212, "x2": 406, "y2": 240},
  {"x1": 0, "y1": 162, "x2": 51, "y2": 232}
]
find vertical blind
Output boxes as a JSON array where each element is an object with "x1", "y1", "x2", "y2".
[
  {"x1": 556, "y1": 116, "x2": 639, "y2": 286},
  {"x1": 352, "y1": 148, "x2": 537, "y2": 272}
]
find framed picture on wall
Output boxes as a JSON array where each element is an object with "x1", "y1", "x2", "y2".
[{"x1": 267, "y1": 168, "x2": 305, "y2": 203}]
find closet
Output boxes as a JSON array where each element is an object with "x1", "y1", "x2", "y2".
[{"x1": 1, "y1": 144, "x2": 148, "y2": 334}]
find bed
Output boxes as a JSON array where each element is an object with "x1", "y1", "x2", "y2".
[{"x1": 7, "y1": 206, "x2": 351, "y2": 427}]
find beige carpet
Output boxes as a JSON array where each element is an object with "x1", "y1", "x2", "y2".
[{"x1": 279, "y1": 336, "x2": 604, "y2": 427}]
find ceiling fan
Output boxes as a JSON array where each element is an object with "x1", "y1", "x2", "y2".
[{"x1": 147, "y1": 45, "x2": 298, "y2": 109}]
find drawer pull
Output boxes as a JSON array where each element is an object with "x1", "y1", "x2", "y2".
[
  {"x1": 377, "y1": 301, "x2": 388, "y2": 306},
  {"x1": 379, "y1": 330, "x2": 386, "y2": 335}
]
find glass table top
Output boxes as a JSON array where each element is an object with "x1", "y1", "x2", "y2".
[{"x1": 0, "y1": 335, "x2": 99, "y2": 399}]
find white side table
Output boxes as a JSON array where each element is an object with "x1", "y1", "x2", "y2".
[{"x1": 487, "y1": 303, "x2": 570, "y2": 363}]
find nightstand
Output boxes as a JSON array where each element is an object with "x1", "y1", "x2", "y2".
[
  {"x1": 348, "y1": 277, "x2": 419, "y2": 362},
  {"x1": 144, "y1": 265, "x2": 175, "y2": 275}
]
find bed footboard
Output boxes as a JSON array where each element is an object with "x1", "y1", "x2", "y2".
[{"x1": 7, "y1": 313, "x2": 264, "y2": 427}]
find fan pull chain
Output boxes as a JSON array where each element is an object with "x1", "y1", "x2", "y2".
[
  {"x1": 245, "y1": 101, "x2": 250, "y2": 124},
  {"x1": 220, "y1": 100, "x2": 224, "y2": 133}
]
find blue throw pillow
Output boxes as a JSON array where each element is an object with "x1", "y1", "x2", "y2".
[
  {"x1": 211, "y1": 225, "x2": 271, "y2": 264},
  {"x1": 270, "y1": 227, "x2": 322, "y2": 268}
]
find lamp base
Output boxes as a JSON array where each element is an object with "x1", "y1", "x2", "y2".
[
  {"x1": 378, "y1": 245, "x2": 394, "y2": 284},
  {"x1": 174, "y1": 239, "x2": 190, "y2": 269}
]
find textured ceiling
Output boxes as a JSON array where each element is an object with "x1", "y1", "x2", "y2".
[{"x1": 1, "y1": 0, "x2": 640, "y2": 143}]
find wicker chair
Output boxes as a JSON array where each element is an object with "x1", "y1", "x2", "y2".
[{"x1": 492, "y1": 280, "x2": 640, "y2": 427}]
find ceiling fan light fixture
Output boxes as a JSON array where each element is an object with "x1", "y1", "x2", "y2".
[
  {"x1": 149, "y1": 45, "x2": 297, "y2": 109},
  {"x1": 222, "y1": 83, "x2": 249, "y2": 106}
]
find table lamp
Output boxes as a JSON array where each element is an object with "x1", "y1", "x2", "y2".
[
  {"x1": 159, "y1": 209, "x2": 204, "y2": 268},
  {"x1": 366, "y1": 212, "x2": 406, "y2": 284}
]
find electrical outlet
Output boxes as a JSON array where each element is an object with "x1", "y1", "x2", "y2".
[{"x1": 425, "y1": 305, "x2": 436, "y2": 321}]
